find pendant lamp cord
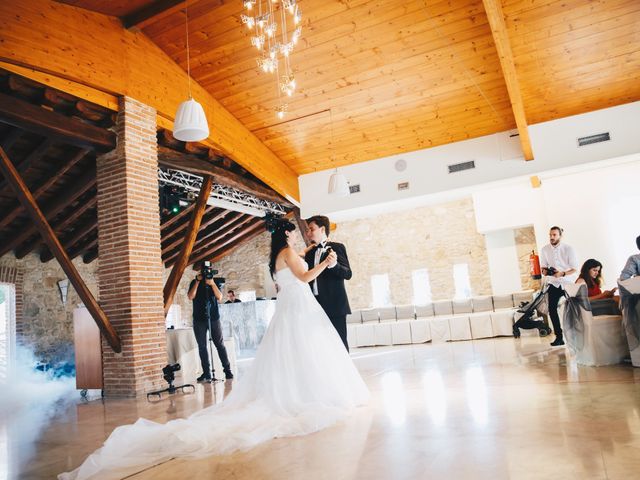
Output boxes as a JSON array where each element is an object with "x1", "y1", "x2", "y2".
[{"x1": 185, "y1": 1, "x2": 192, "y2": 99}]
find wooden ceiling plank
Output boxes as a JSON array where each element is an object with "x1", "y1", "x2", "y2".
[
  {"x1": 162, "y1": 208, "x2": 227, "y2": 255},
  {"x1": 187, "y1": 219, "x2": 264, "y2": 267},
  {"x1": 0, "y1": 138, "x2": 54, "y2": 194},
  {"x1": 0, "y1": 145, "x2": 120, "y2": 352},
  {"x1": 40, "y1": 216, "x2": 97, "y2": 262},
  {"x1": 207, "y1": 224, "x2": 265, "y2": 264},
  {"x1": 163, "y1": 174, "x2": 213, "y2": 315},
  {"x1": 161, "y1": 203, "x2": 195, "y2": 232}
]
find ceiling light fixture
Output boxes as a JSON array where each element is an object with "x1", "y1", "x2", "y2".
[
  {"x1": 326, "y1": 109, "x2": 350, "y2": 197},
  {"x1": 173, "y1": 1, "x2": 209, "y2": 142},
  {"x1": 241, "y1": 0, "x2": 302, "y2": 118}
]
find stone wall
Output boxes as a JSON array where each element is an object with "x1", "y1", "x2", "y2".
[{"x1": 514, "y1": 226, "x2": 541, "y2": 292}]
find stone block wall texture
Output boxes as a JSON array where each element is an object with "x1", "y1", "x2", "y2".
[
  {"x1": 96, "y1": 96, "x2": 166, "y2": 396},
  {"x1": 515, "y1": 226, "x2": 541, "y2": 292}
]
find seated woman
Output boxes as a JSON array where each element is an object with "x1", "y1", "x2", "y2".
[{"x1": 576, "y1": 259, "x2": 619, "y2": 315}]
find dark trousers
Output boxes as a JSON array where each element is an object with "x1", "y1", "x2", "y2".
[
  {"x1": 329, "y1": 315, "x2": 349, "y2": 352},
  {"x1": 193, "y1": 317, "x2": 231, "y2": 376},
  {"x1": 547, "y1": 284, "x2": 565, "y2": 338}
]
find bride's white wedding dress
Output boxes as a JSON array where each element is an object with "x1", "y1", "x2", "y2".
[{"x1": 60, "y1": 261, "x2": 369, "y2": 480}]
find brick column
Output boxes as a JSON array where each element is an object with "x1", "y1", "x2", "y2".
[{"x1": 97, "y1": 97, "x2": 166, "y2": 396}]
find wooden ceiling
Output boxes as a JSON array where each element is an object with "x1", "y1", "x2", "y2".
[
  {"x1": 0, "y1": 70, "x2": 278, "y2": 266},
  {"x1": 57, "y1": 0, "x2": 640, "y2": 175}
]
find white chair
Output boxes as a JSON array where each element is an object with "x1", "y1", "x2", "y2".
[
  {"x1": 392, "y1": 305, "x2": 414, "y2": 345},
  {"x1": 471, "y1": 296, "x2": 493, "y2": 313},
  {"x1": 469, "y1": 313, "x2": 494, "y2": 339},
  {"x1": 415, "y1": 303, "x2": 434, "y2": 319},
  {"x1": 617, "y1": 277, "x2": 640, "y2": 367},
  {"x1": 355, "y1": 309, "x2": 377, "y2": 347},
  {"x1": 490, "y1": 310, "x2": 515, "y2": 336},
  {"x1": 452, "y1": 298, "x2": 473, "y2": 315},
  {"x1": 410, "y1": 319, "x2": 431, "y2": 343},
  {"x1": 429, "y1": 317, "x2": 451, "y2": 342},
  {"x1": 563, "y1": 283, "x2": 628, "y2": 366},
  {"x1": 373, "y1": 307, "x2": 395, "y2": 345},
  {"x1": 492, "y1": 294, "x2": 514, "y2": 310},
  {"x1": 449, "y1": 315, "x2": 472, "y2": 341},
  {"x1": 346, "y1": 324, "x2": 357, "y2": 348},
  {"x1": 433, "y1": 300, "x2": 453, "y2": 317}
]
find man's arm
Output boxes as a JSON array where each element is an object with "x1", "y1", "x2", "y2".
[
  {"x1": 324, "y1": 243, "x2": 352, "y2": 280},
  {"x1": 206, "y1": 279, "x2": 223, "y2": 301},
  {"x1": 620, "y1": 255, "x2": 640, "y2": 280},
  {"x1": 187, "y1": 279, "x2": 199, "y2": 300}
]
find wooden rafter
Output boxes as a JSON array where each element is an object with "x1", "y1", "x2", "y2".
[
  {"x1": 82, "y1": 247, "x2": 98, "y2": 264},
  {"x1": 40, "y1": 216, "x2": 96, "y2": 263},
  {"x1": 15, "y1": 194, "x2": 96, "y2": 258},
  {"x1": 161, "y1": 208, "x2": 227, "y2": 255},
  {"x1": 0, "y1": 148, "x2": 89, "y2": 231},
  {"x1": 122, "y1": 0, "x2": 185, "y2": 29},
  {"x1": 0, "y1": 146, "x2": 120, "y2": 351},
  {"x1": 481, "y1": 0, "x2": 533, "y2": 160},
  {"x1": 189, "y1": 219, "x2": 264, "y2": 266},
  {"x1": 208, "y1": 223, "x2": 266, "y2": 263},
  {"x1": 163, "y1": 175, "x2": 213, "y2": 315},
  {"x1": 292, "y1": 207, "x2": 310, "y2": 247},
  {"x1": 0, "y1": 92, "x2": 116, "y2": 152},
  {"x1": 158, "y1": 147, "x2": 292, "y2": 206},
  {"x1": 0, "y1": 138, "x2": 53, "y2": 194},
  {"x1": 0, "y1": 169, "x2": 96, "y2": 257},
  {"x1": 161, "y1": 203, "x2": 195, "y2": 233}
]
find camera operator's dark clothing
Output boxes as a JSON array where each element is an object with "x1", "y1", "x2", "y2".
[
  {"x1": 548, "y1": 284, "x2": 565, "y2": 339},
  {"x1": 189, "y1": 279, "x2": 231, "y2": 377}
]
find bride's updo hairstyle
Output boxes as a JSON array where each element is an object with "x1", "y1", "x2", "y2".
[{"x1": 266, "y1": 214, "x2": 296, "y2": 277}]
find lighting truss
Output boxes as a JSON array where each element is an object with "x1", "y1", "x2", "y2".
[{"x1": 158, "y1": 168, "x2": 286, "y2": 216}]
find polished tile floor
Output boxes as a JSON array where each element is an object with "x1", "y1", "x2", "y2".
[{"x1": 5, "y1": 336, "x2": 640, "y2": 480}]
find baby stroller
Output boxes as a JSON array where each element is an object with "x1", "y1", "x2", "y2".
[{"x1": 512, "y1": 287, "x2": 553, "y2": 338}]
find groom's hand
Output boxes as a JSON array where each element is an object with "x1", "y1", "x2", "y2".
[{"x1": 326, "y1": 250, "x2": 338, "y2": 268}]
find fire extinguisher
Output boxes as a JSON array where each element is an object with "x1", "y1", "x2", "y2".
[{"x1": 529, "y1": 250, "x2": 542, "y2": 279}]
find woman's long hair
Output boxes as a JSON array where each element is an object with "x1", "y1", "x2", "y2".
[
  {"x1": 267, "y1": 217, "x2": 296, "y2": 277},
  {"x1": 578, "y1": 258, "x2": 603, "y2": 288}
]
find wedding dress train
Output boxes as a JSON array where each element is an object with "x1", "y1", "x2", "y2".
[{"x1": 60, "y1": 265, "x2": 369, "y2": 479}]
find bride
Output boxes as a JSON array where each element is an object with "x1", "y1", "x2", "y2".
[{"x1": 60, "y1": 217, "x2": 369, "y2": 479}]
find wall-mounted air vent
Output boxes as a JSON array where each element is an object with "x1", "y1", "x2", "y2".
[
  {"x1": 349, "y1": 184, "x2": 361, "y2": 194},
  {"x1": 447, "y1": 160, "x2": 475, "y2": 174},
  {"x1": 577, "y1": 132, "x2": 610, "y2": 147},
  {"x1": 397, "y1": 182, "x2": 409, "y2": 191}
]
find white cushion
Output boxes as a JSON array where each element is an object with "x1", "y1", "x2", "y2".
[
  {"x1": 415, "y1": 304, "x2": 434, "y2": 318},
  {"x1": 391, "y1": 321, "x2": 412, "y2": 345},
  {"x1": 469, "y1": 313, "x2": 493, "y2": 339},
  {"x1": 472, "y1": 296, "x2": 493, "y2": 312},
  {"x1": 452, "y1": 298, "x2": 473, "y2": 314},
  {"x1": 410, "y1": 319, "x2": 431, "y2": 343},
  {"x1": 361, "y1": 308, "x2": 379, "y2": 323},
  {"x1": 378, "y1": 306, "x2": 397, "y2": 322},
  {"x1": 395, "y1": 305, "x2": 415, "y2": 321},
  {"x1": 346, "y1": 311, "x2": 362, "y2": 324},
  {"x1": 355, "y1": 324, "x2": 375, "y2": 347},
  {"x1": 492, "y1": 294, "x2": 514, "y2": 310},
  {"x1": 433, "y1": 300, "x2": 453, "y2": 316},
  {"x1": 374, "y1": 322, "x2": 393, "y2": 345},
  {"x1": 430, "y1": 317, "x2": 451, "y2": 342},
  {"x1": 347, "y1": 324, "x2": 357, "y2": 347},
  {"x1": 491, "y1": 310, "x2": 515, "y2": 336},
  {"x1": 449, "y1": 315, "x2": 472, "y2": 340}
]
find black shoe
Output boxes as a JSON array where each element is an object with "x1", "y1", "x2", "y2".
[
  {"x1": 550, "y1": 337, "x2": 565, "y2": 347},
  {"x1": 197, "y1": 373, "x2": 212, "y2": 383},
  {"x1": 512, "y1": 325, "x2": 520, "y2": 338},
  {"x1": 224, "y1": 369, "x2": 234, "y2": 380}
]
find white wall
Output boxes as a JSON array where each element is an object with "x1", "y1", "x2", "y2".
[
  {"x1": 299, "y1": 101, "x2": 640, "y2": 221},
  {"x1": 484, "y1": 230, "x2": 522, "y2": 295},
  {"x1": 473, "y1": 159, "x2": 640, "y2": 290}
]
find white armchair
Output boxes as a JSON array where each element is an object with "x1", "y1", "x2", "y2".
[{"x1": 563, "y1": 283, "x2": 628, "y2": 366}]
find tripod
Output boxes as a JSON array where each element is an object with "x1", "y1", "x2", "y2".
[
  {"x1": 204, "y1": 282, "x2": 225, "y2": 383},
  {"x1": 146, "y1": 364, "x2": 195, "y2": 401}
]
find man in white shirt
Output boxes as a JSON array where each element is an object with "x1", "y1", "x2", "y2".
[
  {"x1": 540, "y1": 226, "x2": 578, "y2": 347},
  {"x1": 620, "y1": 235, "x2": 640, "y2": 280}
]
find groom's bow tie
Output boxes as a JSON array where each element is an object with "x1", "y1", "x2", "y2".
[{"x1": 317, "y1": 241, "x2": 327, "y2": 250}]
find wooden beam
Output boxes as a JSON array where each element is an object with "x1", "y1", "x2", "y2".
[
  {"x1": 158, "y1": 147, "x2": 292, "y2": 206},
  {"x1": 122, "y1": 0, "x2": 185, "y2": 30},
  {"x1": 0, "y1": 128, "x2": 22, "y2": 152},
  {"x1": 40, "y1": 216, "x2": 97, "y2": 262},
  {"x1": 161, "y1": 203, "x2": 194, "y2": 232},
  {"x1": 162, "y1": 208, "x2": 227, "y2": 255},
  {"x1": 189, "y1": 220, "x2": 265, "y2": 266},
  {"x1": 0, "y1": 169, "x2": 96, "y2": 257},
  {"x1": 0, "y1": 148, "x2": 89, "y2": 231},
  {"x1": 481, "y1": 0, "x2": 534, "y2": 161},
  {"x1": 0, "y1": 138, "x2": 53, "y2": 194},
  {"x1": 164, "y1": 212, "x2": 246, "y2": 264},
  {"x1": 0, "y1": 146, "x2": 120, "y2": 352},
  {"x1": 188, "y1": 217, "x2": 262, "y2": 267},
  {"x1": 208, "y1": 223, "x2": 266, "y2": 263},
  {"x1": 163, "y1": 175, "x2": 213, "y2": 315},
  {"x1": 0, "y1": 92, "x2": 116, "y2": 152},
  {"x1": 82, "y1": 246, "x2": 98, "y2": 264},
  {"x1": 0, "y1": 0, "x2": 299, "y2": 200},
  {"x1": 292, "y1": 207, "x2": 310, "y2": 247},
  {"x1": 16, "y1": 195, "x2": 96, "y2": 259}
]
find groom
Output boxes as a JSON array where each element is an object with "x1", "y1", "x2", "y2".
[{"x1": 304, "y1": 215, "x2": 353, "y2": 351}]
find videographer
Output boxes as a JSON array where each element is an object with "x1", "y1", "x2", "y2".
[{"x1": 188, "y1": 261, "x2": 234, "y2": 382}]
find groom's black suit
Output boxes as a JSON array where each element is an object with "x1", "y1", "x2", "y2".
[{"x1": 304, "y1": 241, "x2": 352, "y2": 351}]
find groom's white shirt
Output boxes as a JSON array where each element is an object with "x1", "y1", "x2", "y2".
[{"x1": 312, "y1": 238, "x2": 336, "y2": 295}]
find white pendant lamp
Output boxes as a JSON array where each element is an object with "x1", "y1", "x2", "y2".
[
  {"x1": 173, "y1": 1, "x2": 209, "y2": 142},
  {"x1": 328, "y1": 170, "x2": 350, "y2": 197}
]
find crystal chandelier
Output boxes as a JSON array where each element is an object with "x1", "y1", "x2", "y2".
[{"x1": 241, "y1": 0, "x2": 302, "y2": 118}]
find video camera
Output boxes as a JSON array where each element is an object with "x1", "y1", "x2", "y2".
[
  {"x1": 162, "y1": 363, "x2": 181, "y2": 384},
  {"x1": 202, "y1": 260, "x2": 218, "y2": 280},
  {"x1": 545, "y1": 266, "x2": 558, "y2": 276}
]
